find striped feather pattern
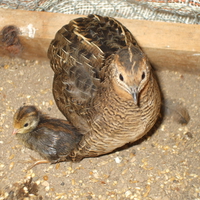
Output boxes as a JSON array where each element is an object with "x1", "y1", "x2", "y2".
[{"x1": 48, "y1": 14, "x2": 161, "y2": 161}]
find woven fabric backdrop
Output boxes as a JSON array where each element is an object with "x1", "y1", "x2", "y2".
[{"x1": 0, "y1": 0, "x2": 200, "y2": 24}]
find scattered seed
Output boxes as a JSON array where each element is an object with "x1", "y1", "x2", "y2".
[
  {"x1": 190, "y1": 174, "x2": 198, "y2": 178},
  {"x1": 9, "y1": 154, "x2": 15, "y2": 159},
  {"x1": 125, "y1": 190, "x2": 132, "y2": 197},
  {"x1": 122, "y1": 169, "x2": 128, "y2": 175},
  {"x1": 4, "y1": 64, "x2": 10, "y2": 69},
  {"x1": 43, "y1": 175, "x2": 48, "y2": 181},
  {"x1": 71, "y1": 179, "x2": 75, "y2": 185},
  {"x1": 89, "y1": 171, "x2": 93, "y2": 175},
  {"x1": 0, "y1": 164, "x2": 5, "y2": 168},
  {"x1": 143, "y1": 185, "x2": 151, "y2": 197},
  {"x1": 9, "y1": 162, "x2": 14, "y2": 170},
  {"x1": 49, "y1": 100, "x2": 54, "y2": 105}
]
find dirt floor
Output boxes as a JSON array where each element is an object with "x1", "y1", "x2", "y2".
[{"x1": 0, "y1": 57, "x2": 200, "y2": 200}]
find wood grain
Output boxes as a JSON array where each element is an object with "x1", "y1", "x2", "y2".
[{"x1": 0, "y1": 8, "x2": 199, "y2": 73}]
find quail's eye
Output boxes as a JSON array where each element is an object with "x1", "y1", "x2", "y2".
[
  {"x1": 141, "y1": 72, "x2": 145, "y2": 80},
  {"x1": 24, "y1": 123, "x2": 29, "y2": 127},
  {"x1": 119, "y1": 74, "x2": 124, "y2": 81}
]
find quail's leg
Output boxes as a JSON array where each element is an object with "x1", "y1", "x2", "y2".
[
  {"x1": 20, "y1": 156, "x2": 50, "y2": 170},
  {"x1": 27, "y1": 156, "x2": 50, "y2": 170}
]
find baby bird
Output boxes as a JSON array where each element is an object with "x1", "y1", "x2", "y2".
[{"x1": 13, "y1": 105, "x2": 82, "y2": 168}]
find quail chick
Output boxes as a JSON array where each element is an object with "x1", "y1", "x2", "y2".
[
  {"x1": 48, "y1": 14, "x2": 161, "y2": 161},
  {"x1": 13, "y1": 105, "x2": 82, "y2": 168}
]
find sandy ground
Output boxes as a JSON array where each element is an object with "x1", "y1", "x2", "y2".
[{"x1": 0, "y1": 57, "x2": 200, "y2": 200}]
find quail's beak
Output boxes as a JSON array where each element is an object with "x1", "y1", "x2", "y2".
[
  {"x1": 12, "y1": 128, "x2": 18, "y2": 135},
  {"x1": 130, "y1": 86, "x2": 139, "y2": 105}
]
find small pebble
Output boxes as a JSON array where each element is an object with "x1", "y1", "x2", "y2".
[{"x1": 114, "y1": 156, "x2": 122, "y2": 163}]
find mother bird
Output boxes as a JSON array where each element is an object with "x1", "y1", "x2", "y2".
[{"x1": 48, "y1": 14, "x2": 161, "y2": 161}]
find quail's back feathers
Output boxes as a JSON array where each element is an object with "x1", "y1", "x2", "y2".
[{"x1": 48, "y1": 14, "x2": 161, "y2": 161}]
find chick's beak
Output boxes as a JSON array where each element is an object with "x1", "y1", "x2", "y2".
[
  {"x1": 130, "y1": 86, "x2": 139, "y2": 105},
  {"x1": 12, "y1": 128, "x2": 18, "y2": 135}
]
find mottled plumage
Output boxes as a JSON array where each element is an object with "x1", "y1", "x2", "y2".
[
  {"x1": 48, "y1": 14, "x2": 161, "y2": 161},
  {"x1": 13, "y1": 106, "x2": 82, "y2": 167}
]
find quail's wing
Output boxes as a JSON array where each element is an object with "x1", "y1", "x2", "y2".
[{"x1": 48, "y1": 15, "x2": 139, "y2": 113}]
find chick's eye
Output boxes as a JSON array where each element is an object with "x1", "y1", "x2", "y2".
[
  {"x1": 119, "y1": 74, "x2": 124, "y2": 81},
  {"x1": 141, "y1": 72, "x2": 145, "y2": 80},
  {"x1": 24, "y1": 123, "x2": 29, "y2": 127}
]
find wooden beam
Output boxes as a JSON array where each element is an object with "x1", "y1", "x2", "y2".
[{"x1": 0, "y1": 8, "x2": 200, "y2": 73}]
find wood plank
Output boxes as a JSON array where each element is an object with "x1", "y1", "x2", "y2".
[{"x1": 0, "y1": 8, "x2": 200, "y2": 73}]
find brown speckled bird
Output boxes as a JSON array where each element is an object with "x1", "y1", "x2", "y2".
[
  {"x1": 13, "y1": 106, "x2": 82, "y2": 168},
  {"x1": 48, "y1": 14, "x2": 161, "y2": 161}
]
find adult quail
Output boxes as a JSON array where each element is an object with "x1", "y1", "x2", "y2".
[
  {"x1": 48, "y1": 14, "x2": 161, "y2": 161},
  {"x1": 13, "y1": 105, "x2": 82, "y2": 168}
]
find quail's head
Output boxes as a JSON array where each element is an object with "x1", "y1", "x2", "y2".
[
  {"x1": 110, "y1": 44, "x2": 151, "y2": 104},
  {"x1": 13, "y1": 106, "x2": 40, "y2": 135}
]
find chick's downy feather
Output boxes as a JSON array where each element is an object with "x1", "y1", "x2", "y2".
[{"x1": 13, "y1": 106, "x2": 82, "y2": 164}]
